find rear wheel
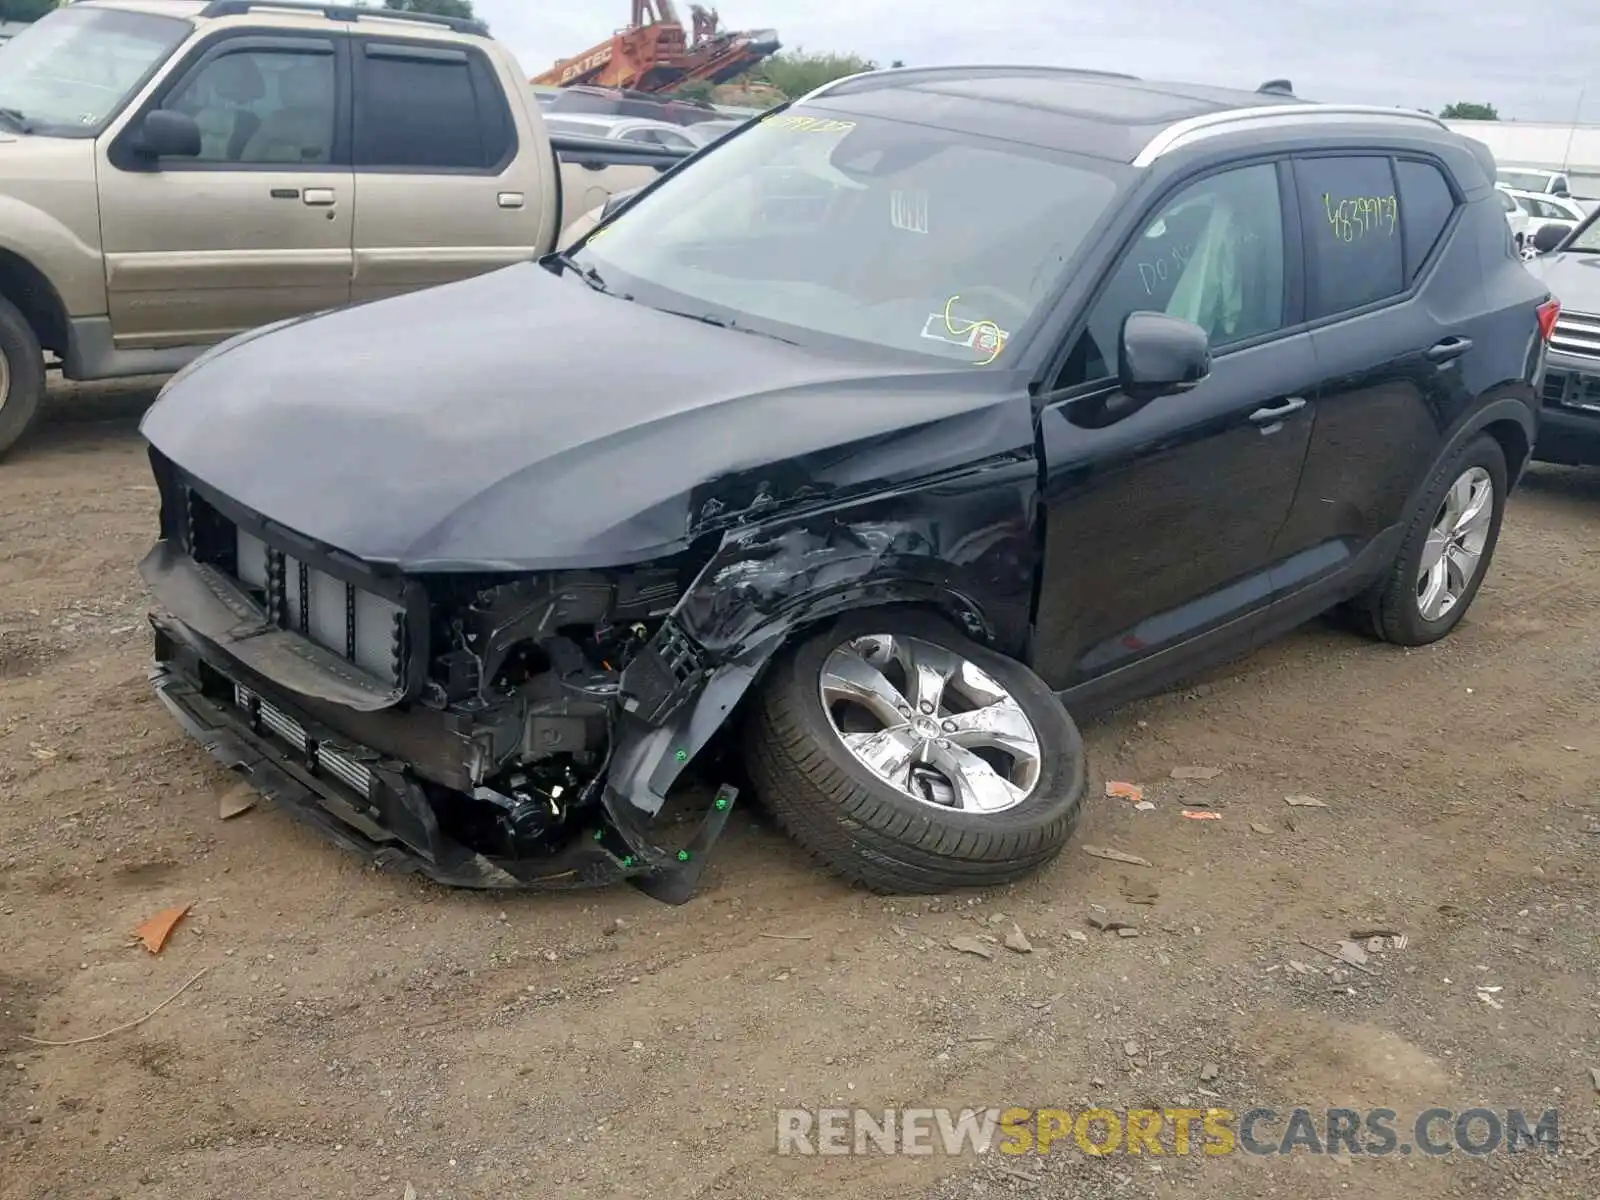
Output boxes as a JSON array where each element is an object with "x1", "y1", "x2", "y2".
[
  {"x1": 1361, "y1": 433, "x2": 1507, "y2": 646},
  {"x1": 744, "y1": 610, "x2": 1086, "y2": 894},
  {"x1": 0, "y1": 295, "x2": 46, "y2": 460}
]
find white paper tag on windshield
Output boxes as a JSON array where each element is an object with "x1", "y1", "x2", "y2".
[
  {"x1": 891, "y1": 189, "x2": 930, "y2": 233},
  {"x1": 921, "y1": 313, "x2": 1009, "y2": 353}
]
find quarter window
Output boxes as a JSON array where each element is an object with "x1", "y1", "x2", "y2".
[
  {"x1": 1296, "y1": 156, "x2": 1403, "y2": 319},
  {"x1": 353, "y1": 43, "x2": 512, "y2": 170},
  {"x1": 164, "y1": 46, "x2": 336, "y2": 165},
  {"x1": 1060, "y1": 162, "x2": 1286, "y2": 385},
  {"x1": 1394, "y1": 159, "x2": 1457, "y2": 280}
]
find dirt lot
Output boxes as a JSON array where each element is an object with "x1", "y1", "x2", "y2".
[{"x1": 1, "y1": 383, "x2": 1598, "y2": 1200}]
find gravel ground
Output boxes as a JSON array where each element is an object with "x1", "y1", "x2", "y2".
[{"x1": 1, "y1": 383, "x2": 1597, "y2": 1200}]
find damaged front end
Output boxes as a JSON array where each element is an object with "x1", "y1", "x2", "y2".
[
  {"x1": 141, "y1": 461, "x2": 757, "y2": 902},
  {"x1": 141, "y1": 420, "x2": 1036, "y2": 902}
]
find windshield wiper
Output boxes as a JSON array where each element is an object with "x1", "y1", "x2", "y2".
[
  {"x1": 654, "y1": 308, "x2": 799, "y2": 345},
  {"x1": 0, "y1": 108, "x2": 35, "y2": 134},
  {"x1": 543, "y1": 250, "x2": 615, "y2": 295}
]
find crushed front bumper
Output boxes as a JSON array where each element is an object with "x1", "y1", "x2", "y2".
[{"x1": 150, "y1": 614, "x2": 736, "y2": 898}]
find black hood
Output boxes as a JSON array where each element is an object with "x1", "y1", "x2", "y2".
[{"x1": 140, "y1": 263, "x2": 1033, "y2": 571}]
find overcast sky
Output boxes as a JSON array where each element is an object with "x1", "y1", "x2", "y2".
[{"x1": 476, "y1": 0, "x2": 1597, "y2": 124}]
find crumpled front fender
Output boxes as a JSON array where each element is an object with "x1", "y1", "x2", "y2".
[{"x1": 600, "y1": 457, "x2": 1039, "y2": 818}]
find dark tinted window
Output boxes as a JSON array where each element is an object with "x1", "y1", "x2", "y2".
[
  {"x1": 353, "y1": 43, "x2": 512, "y2": 169},
  {"x1": 1296, "y1": 156, "x2": 1403, "y2": 319},
  {"x1": 1394, "y1": 159, "x2": 1456, "y2": 280}
]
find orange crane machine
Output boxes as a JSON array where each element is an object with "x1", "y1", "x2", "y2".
[{"x1": 532, "y1": 0, "x2": 779, "y2": 92}]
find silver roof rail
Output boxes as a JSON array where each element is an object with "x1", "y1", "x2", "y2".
[
  {"x1": 801, "y1": 64, "x2": 1143, "y2": 104},
  {"x1": 1134, "y1": 104, "x2": 1448, "y2": 167}
]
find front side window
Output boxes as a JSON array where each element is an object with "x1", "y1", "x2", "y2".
[
  {"x1": 1296, "y1": 155, "x2": 1404, "y2": 319},
  {"x1": 577, "y1": 107, "x2": 1122, "y2": 365},
  {"x1": 0, "y1": 5, "x2": 189, "y2": 136},
  {"x1": 1057, "y1": 162, "x2": 1287, "y2": 386},
  {"x1": 353, "y1": 43, "x2": 511, "y2": 170},
  {"x1": 164, "y1": 46, "x2": 335, "y2": 164}
]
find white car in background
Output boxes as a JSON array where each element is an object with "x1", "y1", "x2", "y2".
[
  {"x1": 1496, "y1": 166, "x2": 1573, "y2": 197},
  {"x1": 1495, "y1": 186, "x2": 1531, "y2": 252},
  {"x1": 542, "y1": 113, "x2": 722, "y2": 153},
  {"x1": 1502, "y1": 188, "x2": 1588, "y2": 251}
]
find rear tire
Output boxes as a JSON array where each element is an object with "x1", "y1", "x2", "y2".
[
  {"x1": 1361, "y1": 433, "x2": 1507, "y2": 646},
  {"x1": 0, "y1": 295, "x2": 46, "y2": 460},
  {"x1": 743, "y1": 610, "x2": 1086, "y2": 894}
]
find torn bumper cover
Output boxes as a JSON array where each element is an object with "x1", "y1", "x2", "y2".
[{"x1": 142, "y1": 545, "x2": 746, "y2": 896}]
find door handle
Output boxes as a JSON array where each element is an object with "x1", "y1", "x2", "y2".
[
  {"x1": 498, "y1": 191, "x2": 525, "y2": 209},
  {"x1": 1248, "y1": 396, "x2": 1307, "y2": 424},
  {"x1": 1425, "y1": 336, "x2": 1473, "y2": 364},
  {"x1": 301, "y1": 188, "x2": 336, "y2": 206}
]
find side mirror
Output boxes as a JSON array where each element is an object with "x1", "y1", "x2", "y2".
[
  {"x1": 1118, "y1": 311, "x2": 1211, "y2": 402},
  {"x1": 1533, "y1": 223, "x2": 1568, "y2": 255},
  {"x1": 134, "y1": 109, "x2": 201, "y2": 159}
]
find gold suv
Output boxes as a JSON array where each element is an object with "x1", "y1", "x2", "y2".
[{"x1": 0, "y1": 0, "x2": 662, "y2": 455}]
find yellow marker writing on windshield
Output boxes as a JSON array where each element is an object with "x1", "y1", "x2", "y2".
[
  {"x1": 942, "y1": 294, "x2": 1008, "y2": 366},
  {"x1": 760, "y1": 112, "x2": 857, "y2": 134}
]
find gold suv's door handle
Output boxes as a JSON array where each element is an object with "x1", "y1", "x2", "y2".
[{"x1": 302, "y1": 188, "x2": 336, "y2": 206}]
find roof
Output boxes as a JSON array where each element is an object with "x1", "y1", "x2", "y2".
[
  {"x1": 806, "y1": 65, "x2": 1446, "y2": 165},
  {"x1": 76, "y1": 0, "x2": 488, "y2": 36}
]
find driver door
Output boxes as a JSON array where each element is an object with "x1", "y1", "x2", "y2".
[
  {"x1": 97, "y1": 32, "x2": 354, "y2": 349},
  {"x1": 1030, "y1": 159, "x2": 1320, "y2": 705}
]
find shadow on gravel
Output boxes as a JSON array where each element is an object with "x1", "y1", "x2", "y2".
[
  {"x1": 6, "y1": 373, "x2": 166, "y2": 462},
  {"x1": 1518, "y1": 461, "x2": 1600, "y2": 506}
]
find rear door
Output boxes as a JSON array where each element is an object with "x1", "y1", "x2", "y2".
[
  {"x1": 348, "y1": 36, "x2": 540, "y2": 302},
  {"x1": 1269, "y1": 153, "x2": 1472, "y2": 593},
  {"x1": 98, "y1": 30, "x2": 353, "y2": 348},
  {"x1": 1031, "y1": 159, "x2": 1319, "y2": 700}
]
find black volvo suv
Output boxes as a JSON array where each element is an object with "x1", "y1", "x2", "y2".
[{"x1": 137, "y1": 67, "x2": 1556, "y2": 900}]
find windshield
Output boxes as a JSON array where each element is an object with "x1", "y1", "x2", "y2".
[
  {"x1": 0, "y1": 6, "x2": 189, "y2": 137},
  {"x1": 576, "y1": 106, "x2": 1121, "y2": 366}
]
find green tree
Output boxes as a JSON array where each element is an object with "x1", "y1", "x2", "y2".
[
  {"x1": 1438, "y1": 101, "x2": 1498, "y2": 121},
  {"x1": 382, "y1": 0, "x2": 480, "y2": 25},
  {"x1": 756, "y1": 50, "x2": 877, "y2": 99},
  {"x1": 0, "y1": 0, "x2": 59, "y2": 22},
  {"x1": 672, "y1": 79, "x2": 717, "y2": 103}
]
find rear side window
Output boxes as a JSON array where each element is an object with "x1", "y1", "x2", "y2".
[
  {"x1": 1295, "y1": 155, "x2": 1403, "y2": 319},
  {"x1": 353, "y1": 42, "x2": 513, "y2": 170},
  {"x1": 1394, "y1": 159, "x2": 1457, "y2": 280}
]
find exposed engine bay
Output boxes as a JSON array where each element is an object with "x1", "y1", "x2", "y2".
[{"x1": 140, "y1": 457, "x2": 763, "y2": 901}]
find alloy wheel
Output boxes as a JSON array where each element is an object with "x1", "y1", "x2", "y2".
[
  {"x1": 817, "y1": 633, "x2": 1042, "y2": 813},
  {"x1": 1416, "y1": 466, "x2": 1494, "y2": 622},
  {"x1": 0, "y1": 345, "x2": 10, "y2": 413}
]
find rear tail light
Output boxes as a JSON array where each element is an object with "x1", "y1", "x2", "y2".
[{"x1": 1537, "y1": 297, "x2": 1561, "y2": 342}]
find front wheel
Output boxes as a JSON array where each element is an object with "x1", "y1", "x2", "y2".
[
  {"x1": 0, "y1": 295, "x2": 46, "y2": 460},
  {"x1": 1362, "y1": 433, "x2": 1508, "y2": 646},
  {"x1": 743, "y1": 610, "x2": 1086, "y2": 894}
]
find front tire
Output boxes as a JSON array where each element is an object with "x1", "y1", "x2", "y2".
[
  {"x1": 1363, "y1": 433, "x2": 1508, "y2": 646},
  {"x1": 0, "y1": 295, "x2": 46, "y2": 460},
  {"x1": 744, "y1": 610, "x2": 1086, "y2": 894}
]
